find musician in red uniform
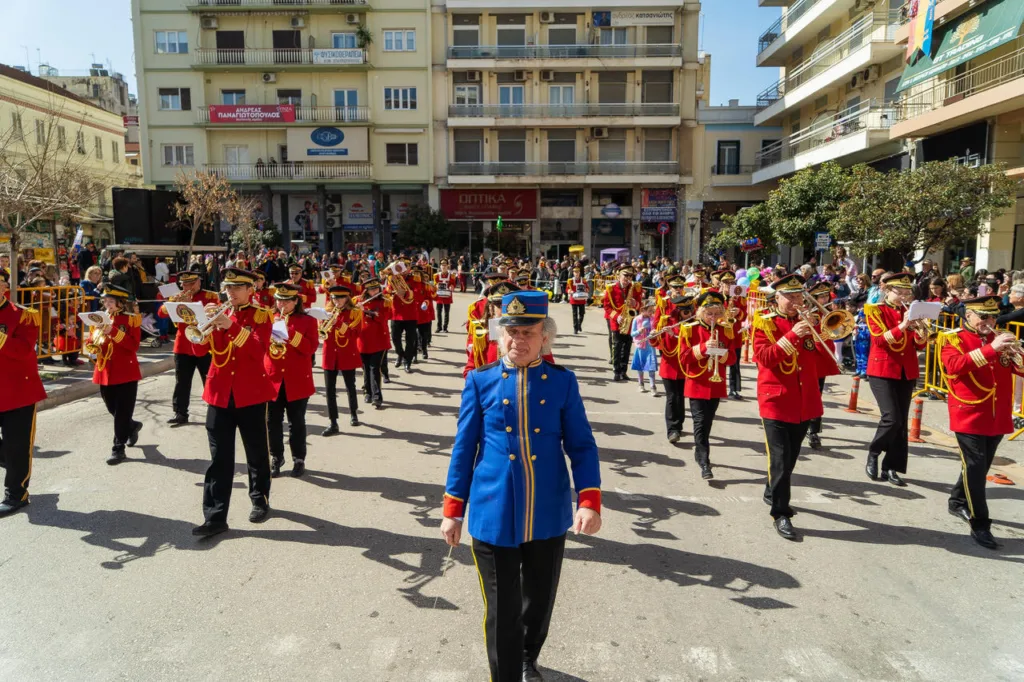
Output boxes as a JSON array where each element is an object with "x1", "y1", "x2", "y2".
[
  {"x1": 805, "y1": 280, "x2": 840, "y2": 449},
  {"x1": 415, "y1": 265, "x2": 435, "y2": 361},
  {"x1": 90, "y1": 285, "x2": 143, "y2": 465},
  {"x1": 514, "y1": 271, "x2": 534, "y2": 292},
  {"x1": 679, "y1": 291, "x2": 743, "y2": 480},
  {"x1": 863, "y1": 272, "x2": 928, "y2": 486},
  {"x1": 318, "y1": 263, "x2": 345, "y2": 297},
  {"x1": 355, "y1": 278, "x2": 392, "y2": 409},
  {"x1": 467, "y1": 268, "x2": 510, "y2": 329},
  {"x1": 321, "y1": 283, "x2": 363, "y2": 435},
  {"x1": 0, "y1": 268, "x2": 47, "y2": 516},
  {"x1": 567, "y1": 264, "x2": 590, "y2": 334},
  {"x1": 159, "y1": 271, "x2": 221, "y2": 425},
  {"x1": 387, "y1": 262, "x2": 422, "y2": 372},
  {"x1": 287, "y1": 264, "x2": 317, "y2": 306},
  {"x1": 752, "y1": 274, "x2": 836, "y2": 540},
  {"x1": 193, "y1": 267, "x2": 276, "y2": 537},
  {"x1": 434, "y1": 259, "x2": 455, "y2": 333},
  {"x1": 464, "y1": 282, "x2": 517, "y2": 378},
  {"x1": 252, "y1": 272, "x2": 274, "y2": 309},
  {"x1": 650, "y1": 293, "x2": 694, "y2": 443},
  {"x1": 603, "y1": 265, "x2": 644, "y2": 381},
  {"x1": 939, "y1": 295, "x2": 1023, "y2": 549},
  {"x1": 713, "y1": 270, "x2": 748, "y2": 400}
]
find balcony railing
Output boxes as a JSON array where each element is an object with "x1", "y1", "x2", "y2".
[
  {"x1": 448, "y1": 103, "x2": 680, "y2": 118},
  {"x1": 711, "y1": 164, "x2": 756, "y2": 175},
  {"x1": 894, "y1": 39, "x2": 1024, "y2": 123},
  {"x1": 197, "y1": 105, "x2": 370, "y2": 124},
  {"x1": 755, "y1": 100, "x2": 895, "y2": 170},
  {"x1": 204, "y1": 162, "x2": 371, "y2": 181},
  {"x1": 447, "y1": 44, "x2": 681, "y2": 59},
  {"x1": 193, "y1": 48, "x2": 367, "y2": 67},
  {"x1": 190, "y1": 0, "x2": 367, "y2": 6},
  {"x1": 449, "y1": 161, "x2": 679, "y2": 176},
  {"x1": 758, "y1": 0, "x2": 829, "y2": 54}
]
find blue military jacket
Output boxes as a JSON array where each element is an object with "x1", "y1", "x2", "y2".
[{"x1": 444, "y1": 357, "x2": 601, "y2": 547}]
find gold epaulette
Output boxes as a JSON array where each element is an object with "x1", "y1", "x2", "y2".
[
  {"x1": 863, "y1": 302, "x2": 884, "y2": 335},
  {"x1": 938, "y1": 329, "x2": 963, "y2": 353},
  {"x1": 124, "y1": 313, "x2": 142, "y2": 328},
  {"x1": 252, "y1": 306, "x2": 272, "y2": 324},
  {"x1": 18, "y1": 306, "x2": 41, "y2": 326},
  {"x1": 605, "y1": 283, "x2": 615, "y2": 291}
]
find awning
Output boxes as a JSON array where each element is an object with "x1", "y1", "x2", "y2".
[{"x1": 897, "y1": 0, "x2": 1024, "y2": 92}]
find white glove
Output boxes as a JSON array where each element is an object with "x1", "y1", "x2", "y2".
[{"x1": 420, "y1": 302, "x2": 428, "y2": 311}]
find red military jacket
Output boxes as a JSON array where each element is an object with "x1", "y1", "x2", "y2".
[
  {"x1": 603, "y1": 281, "x2": 644, "y2": 332},
  {"x1": 569, "y1": 277, "x2": 589, "y2": 306},
  {"x1": 356, "y1": 294, "x2": 392, "y2": 354},
  {"x1": 252, "y1": 288, "x2": 274, "y2": 309},
  {"x1": 651, "y1": 312, "x2": 687, "y2": 381},
  {"x1": 416, "y1": 277, "x2": 436, "y2": 323},
  {"x1": 158, "y1": 290, "x2": 221, "y2": 357},
  {"x1": 0, "y1": 298, "x2": 47, "y2": 411},
  {"x1": 434, "y1": 272, "x2": 455, "y2": 303},
  {"x1": 201, "y1": 304, "x2": 276, "y2": 409},
  {"x1": 265, "y1": 311, "x2": 319, "y2": 401},
  {"x1": 298, "y1": 279, "x2": 318, "y2": 306},
  {"x1": 91, "y1": 313, "x2": 142, "y2": 386},
  {"x1": 321, "y1": 307, "x2": 363, "y2": 371},
  {"x1": 388, "y1": 276, "x2": 423, "y2": 322},
  {"x1": 466, "y1": 296, "x2": 487, "y2": 330},
  {"x1": 679, "y1": 320, "x2": 743, "y2": 399},
  {"x1": 940, "y1": 326, "x2": 1024, "y2": 435},
  {"x1": 864, "y1": 302, "x2": 927, "y2": 380},
  {"x1": 752, "y1": 311, "x2": 834, "y2": 423}
]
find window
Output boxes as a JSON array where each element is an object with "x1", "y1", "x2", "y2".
[
  {"x1": 332, "y1": 32, "x2": 357, "y2": 49},
  {"x1": 717, "y1": 141, "x2": 740, "y2": 173},
  {"x1": 224, "y1": 145, "x2": 249, "y2": 166},
  {"x1": 112, "y1": 141, "x2": 120, "y2": 162},
  {"x1": 547, "y1": 129, "x2": 576, "y2": 163},
  {"x1": 277, "y1": 89, "x2": 302, "y2": 105},
  {"x1": 155, "y1": 30, "x2": 188, "y2": 54},
  {"x1": 453, "y1": 130, "x2": 483, "y2": 163},
  {"x1": 57, "y1": 126, "x2": 67, "y2": 150},
  {"x1": 646, "y1": 26, "x2": 672, "y2": 44},
  {"x1": 498, "y1": 84, "x2": 525, "y2": 107},
  {"x1": 498, "y1": 130, "x2": 526, "y2": 163},
  {"x1": 454, "y1": 84, "x2": 480, "y2": 105},
  {"x1": 383, "y1": 87, "x2": 417, "y2": 110},
  {"x1": 162, "y1": 144, "x2": 194, "y2": 166},
  {"x1": 76, "y1": 131, "x2": 86, "y2": 154},
  {"x1": 883, "y1": 76, "x2": 900, "y2": 105},
  {"x1": 642, "y1": 70, "x2": 673, "y2": 103},
  {"x1": 598, "y1": 71, "x2": 627, "y2": 104},
  {"x1": 383, "y1": 30, "x2": 416, "y2": 52},
  {"x1": 549, "y1": 85, "x2": 574, "y2": 106},
  {"x1": 548, "y1": 27, "x2": 576, "y2": 45},
  {"x1": 453, "y1": 15, "x2": 480, "y2": 47},
  {"x1": 10, "y1": 113, "x2": 23, "y2": 139},
  {"x1": 35, "y1": 119, "x2": 45, "y2": 145},
  {"x1": 496, "y1": 14, "x2": 526, "y2": 46},
  {"x1": 221, "y1": 90, "x2": 246, "y2": 105},
  {"x1": 598, "y1": 129, "x2": 626, "y2": 162},
  {"x1": 158, "y1": 87, "x2": 191, "y2": 111},
  {"x1": 600, "y1": 28, "x2": 627, "y2": 45},
  {"x1": 645, "y1": 129, "x2": 672, "y2": 162},
  {"x1": 385, "y1": 143, "x2": 418, "y2": 165},
  {"x1": 95, "y1": 136, "x2": 103, "y2": 160}
]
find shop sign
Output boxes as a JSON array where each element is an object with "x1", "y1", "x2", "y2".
[
  {"x1": 440, "y1": 189, "x2": 537, "y2": 220},
  {"x1": 641, "y1": 188, "x2": 677, "y2": 222},
  {"x1": 208, "y1": 104, "x2": 296, "y2": 123}
]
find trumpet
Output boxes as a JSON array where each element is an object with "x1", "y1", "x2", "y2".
[
  {"x1": 269, "y1": 335, "x2": 288, "y2": 360},
  {"x1": 83, "y1": 326, "x2": 109, "y2": 355},
  {"x1": 166, "y1": 290, "x2": 194, "y2": 303},
  {"x1": 709, "y1": 317, "x2": 724, "y2": 383},
  {"x1": 319, "y1": 307, "x2": 342, "y2": 341},
  {"x1": 184, "y1": 303, "x2": 233, "y2": 344},
  {"x1": 1001, "y1": 342, "x2": 1024, "y2": 369}
]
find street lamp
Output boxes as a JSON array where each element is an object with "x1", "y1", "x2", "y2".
[{"x1": 688, "y1": 216, "x2": 698, "y2": 262}]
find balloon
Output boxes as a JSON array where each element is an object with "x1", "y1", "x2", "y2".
[
  {"x1": 737, "y1": 277, "x2": 750, "y2": 287},
  {"x1": 748, "y1": 269, "x2": 760, "y2": 280},
  {"x1": 735, "y1": 269, "x2": 747, "y2": 279}
]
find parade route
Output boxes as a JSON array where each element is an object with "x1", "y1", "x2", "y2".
[{"x1": 2, "y1": 292, "x2": 1023, "y2": 682}]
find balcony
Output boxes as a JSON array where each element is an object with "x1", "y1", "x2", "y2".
[
  {"x1": 447, "y1": 102, "x2": 680, "y2": 127},
  {"x1": 203, "y1": 162, "x2": 371, "y2": 182},
  {"x1": 894, "y1": 0, "x2": 976, "y2": 44},
  {"x1": 192, "y1": 48, "x2": 368, "y2": 70},
  {"x1": 757, "y1": 0, "x2": 853, "y2": 66},
  {"x1": 755, "y1": 12, "x2": 903, "y2": 125},
  {"x1": 187, "y1": 0, "x2": 369, "y2": 11},
  {"x1": 447, "y1": 160, "x2": 682, "y2": 185},
  {"x1": 759, "y1": 0, "x2": 794, "y2": 6},
  {"x1": 753, "y1": 100, "x2": 900, "y2": 183},
  {"x1": 710, "y1": 164, "x2": 756, "y2": 186},
  {"x1": 446, "y1": 43, "x2": 682, "y2": 68},
  {"x1": 890, "y1": 40, "x2": 1024, "y2": 139},
  {"x1": 196, "y1": 105, "x2": 370, "y2": 125}
]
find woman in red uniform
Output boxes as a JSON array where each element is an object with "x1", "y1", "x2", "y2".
[
  {"x1": 321, "y1": 283, "x2": 363, "y2": 434},
  {"x1": 356, "y1": 278, "x2": 392, "y2": 410},
  {"x1": 90, "y1": 285, "x2": 143, "y2": 465},
  {"x1": 252, "y1": 272, "x2": 274, "y2": 308},
  {"x1": 265, "y1": 282, "x2": 319, "y2": 477},
  {"x1": 415, "y1": 265, "x2": 436, "y2": 361},
  {"x1": 434, "y1": 259, "x2": 455, "y2": 333},
  {"x1": 568, "y1": 264, "x2": 589, "y2": 334}
]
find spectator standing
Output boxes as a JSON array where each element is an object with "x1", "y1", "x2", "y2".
[
  {"x1": 81, "y1": 266, "x2": 104, "y2": 312},
  {"x1": 959, "y1": 257, "x2": 975, "y2": 283},
  {"x1": 154, "y1": 257, "x2": 170, "y2": 284},
  {"x1": 913, "y1": 259, "x2": 939, "y2": 301},
  {"x1": 77, "y1": 243, "x2": 97, "y2": 284},
  {"x1": 832, "y1": 246, "x2": 857, "y2": 281},
  {"x1": 866, "y1": 269, "x2": 886, "y2": 304}
]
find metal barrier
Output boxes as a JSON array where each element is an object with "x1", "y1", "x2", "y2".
[
  {"x1": 913, "y1": 311, "x2": 959, "y2": 400},
  {"x1": 15, "y1": 286, "x2": 94, "y2": 360}
]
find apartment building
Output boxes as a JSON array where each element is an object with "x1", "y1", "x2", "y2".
[
  {"x1": 889, "y1": 0, "x2": 1024, "y2": 270},
  {"x1": 750, "y1": 0, "x2": 908, "y2": 186},
  {"x1": 131, "y1": 0, "x2": 434, "y2": 253},
  {"x1": 430, "y1": 1, "x2": 706, "y2": 259}
]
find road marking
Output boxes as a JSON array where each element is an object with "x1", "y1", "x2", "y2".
[
  {"x1": 885, "y1": 651, "x2": 948, "y2": 681},
  {"x1": 686, "y1": 646, "x2": 720, "y2": 674},
  {"x1": 783, "y1": 647, "x2": 849, "y2": 678}
]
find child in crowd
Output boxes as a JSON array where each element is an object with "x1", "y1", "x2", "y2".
[{"x1": 630, "y1": 299, "x2": 659, "y2": 395}]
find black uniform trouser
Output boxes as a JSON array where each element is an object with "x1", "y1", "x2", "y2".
[
  {"x1": 203, "y1": 398, "x2": 271, "y2": 522},
  {"x1": 728, "y1": 348, "x2": 742, "y2": 394},
  {"x1": 662, "y1": 377, "x2": 686, "y2": 435},
  {"x1": 0, "y1": 404, "x2": 36, "y2": 502},
  {"x1": 268, "y1": 384, "x2": 308, "y2": 463},
  {"x1": 472, "y1": 534, "x2": 566, "y2": 682},
  {"x1": 436, "y1": 303, "x2": 450, "y2": 330},
  {"x1": 325, "y1": 368, "x2": 358, "y2": 422},
  {"x1": 808, "y1": 377, "x2": 827, "y2": 436},
  {"x1": 613, "y1": 332, "x2": 632, "y2": 375},
  {"x1": 172, "y1": 352, "x2": 211, "y2": 417},
  {"x1": 99, "y1": 382, "x2": 138, "y2": 451},
  {"x1": 690, "y1": 398, "x2": 720, "y2": 467},
  {"x1": 951, "y1": 433, "x2": 1001, "y2": 532},
  {"x1": 361, "y1": 351, "x2": 384, "y2": 404},
  {"x1": 572, "y1": 304, "x2": 585, "y2": 332},
  {"x1": 390, "y1": 320, "x2": 418, "y2": 366},
  {"x1": 867, "y1": 376, "x2": 915, "y2": 474},
  {"x1": 763, "y1": 418, "x2": 810, "y2": 520},
  {"x1": 381, "y1": 351, "x2": 391, "y2": 380},
  {"x1": 606, "y1": 319, "x2": 614, "y2": 361},
  {"x1": 418, "y1": 322, "x2": 432, "y2": 354}
]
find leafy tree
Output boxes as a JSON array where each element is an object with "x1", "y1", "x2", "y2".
[
  {"x1": 171, "y1": 170, "x2": 237, "y2": 263},
  {"x1": 832, "y1": 161, "x2": 1017, "y2": 265},
  {"x1": 769, "y1": 161, "x2": 850, "y2": 247},
  {"x1": 707, "y1": 202, "x2": 772, "y2": 257},
  {"x1": 397, "y1": 205, "x2": 453, "y2": 252}
]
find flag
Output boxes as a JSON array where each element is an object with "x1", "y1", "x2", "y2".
[{"x1": 906, "y1": 0, "x2": 937, "y2": 65}]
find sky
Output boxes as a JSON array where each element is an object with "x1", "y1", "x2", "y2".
[{"x1": 0, "y1": 0, "x2": 779, "y2": 105}]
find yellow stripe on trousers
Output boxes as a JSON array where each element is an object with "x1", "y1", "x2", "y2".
[
  {"x1": 956, "y1": 444, "x2": 975, "y2": 518},
  {"x1": 20, "y1": 405, "x2": 37, "y2": 501},
  {"x1": 761, "y1": 418, "x2": 772, "y2": 484},
  {"x1": 470, "y1": 544, "x2": 493, "y2": 682}
]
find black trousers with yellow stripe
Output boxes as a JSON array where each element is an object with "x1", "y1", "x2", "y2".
[
  {"x1": 763, "y1": 418, "x2": 810, "y2": 520},
  {"x1": 472, "y1": 534, "x2": 566, "y2": 682},
  {"x1": 0, "y1": 404, "x2": 37, "y2": 503},
  {"x1": 950, "y1": 433, "x2": 1001, "y2": 532},
  {"x1": 203, "y1": 398, "x2": 271, "y2": 523}
]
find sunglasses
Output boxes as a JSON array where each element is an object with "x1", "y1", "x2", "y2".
[{"x1": 975, "y1": 313, "x2": 994, "y2": 321}]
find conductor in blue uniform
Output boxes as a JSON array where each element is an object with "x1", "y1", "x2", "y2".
[{"x1": 441, "y1": 290, "x2": 602, "y2": 682}]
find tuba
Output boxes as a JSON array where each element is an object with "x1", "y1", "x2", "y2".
[{"x1": 384, "y1": 261, "x2": 413, "y2": 304}]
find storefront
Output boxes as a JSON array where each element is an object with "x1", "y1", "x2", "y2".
[
  {"x1": 639, "y1": 188, "x2": 677, "y2": 258},
  {"x1": 440, "y1": 188, "x2": 538, "y2": 258}
]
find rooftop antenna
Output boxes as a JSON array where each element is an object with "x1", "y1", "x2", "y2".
[{"x1": 20, "y1": 45, "x2": 30, "y2": 73}]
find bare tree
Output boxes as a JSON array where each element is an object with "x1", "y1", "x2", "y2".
[
  {"x1": 171, "y1": 169, "x2": 238, "y2": 266},
  {"x1": 224, "y1": 194, "x2": 267, "y2": 263}
]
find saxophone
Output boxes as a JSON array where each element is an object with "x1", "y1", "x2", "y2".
[
  {"x1": 319, "y1": 308, "x2": 341, "y2": 341},
  {"x1": 618, "y1": 285, "x2": 639, "y2": 332}
]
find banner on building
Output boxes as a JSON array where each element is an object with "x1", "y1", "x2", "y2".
[
  {"x1": 343, "y1": 195, "x2": 374, "y2": 230},
  {"x1": 440, "y1": 189, "x2": 537, "y2": 220},
  {"x1": 208, "y1": 104, "x2": 297, "y2": 123},
  {"x1": 641, "y1": 188, "x2": 677, "y2": 222},
  {"x1": 311, "y1": 49, "x2": 365, "y2": 65},
  {"x1": 593, "y1": 10, "x2": 674, "y2": 26},
  {"x1": 285, "y1": 127, "x2": 369, "y2": 161}
]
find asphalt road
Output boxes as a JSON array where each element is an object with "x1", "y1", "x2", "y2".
[{"x1": 2, "y1": 293, "x2": 1023, "y2": 682}]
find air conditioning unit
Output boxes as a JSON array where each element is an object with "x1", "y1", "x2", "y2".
[
  {"x1": 864, "y1": 64, "x2": 881, "y2": 83},
  {"x1": 540, "y1": 70, "x2": 555, "y2": 81},
  {"x1": 380, "y1": 210, "x2": 391, "y2": 221},
  {"x1": 262, "y1": 72, "x2": 277, "y2": 83},
  {"x1": 325, "y1": 202, "x2": 339, "y2": 214},
  {"x1": 540, "y1": 11, "x2": 554, "y2": 23},
  {"x1": 346, "y1": 13, "x2": 360, "y2": 24},
  {"x1": 326, "y1": 217, "x2": 337, "y2": 228},
  {"x1": 850, "y1": 72, "x2": 864, "y2": 90},
  {"x1": 592, "y1": 127, "x2": 609, "y2": 139},
  {"x1": 200, "y1": 16, "x2": 219, "y2": 29},
  {"x1": 466, "y1": 70, "x2": 481, "y2": 82},
  {"x1": 290, "y1": 17, "x2": 305, "y2": 28},
  {"x1": 514, "y1": 70, "x2": 528, "y2": 82}
]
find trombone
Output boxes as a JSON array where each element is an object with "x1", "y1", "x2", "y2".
[{"x1": 802, "y1": 290, "x2": 856, "y2": 340}]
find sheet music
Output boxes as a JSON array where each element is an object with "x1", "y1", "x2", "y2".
[
  {"x1": 162, "y1": 301, "x2": 209, "y2": 326},
  {"x1": 78, "y1": 311, "x2": 111, "y2": 327},
  {"x1": 907, "y1": 301, "x2": 942, "y2": 321}
]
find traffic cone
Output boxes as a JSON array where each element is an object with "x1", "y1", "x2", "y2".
[
  {"x1": 908, "y1": 397, "x2": 925, "y2": 443},
  {"x1": 743, "y1": 336, "x2": 750, "y2": 364},
  {"x1": 987, "y1": 473, "x2": 1015, "y2": 485},
  {"x1": 845, "y1": 375, "x2": 861, "y2": 413}
]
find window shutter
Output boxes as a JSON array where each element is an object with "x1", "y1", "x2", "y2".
[{"x1": 181, "y1": 88, "x2": 192, "y2": 111}]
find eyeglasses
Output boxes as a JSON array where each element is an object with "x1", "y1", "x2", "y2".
[{"x1": 975, "y1": 313, "x2": 994, "y2": 321}]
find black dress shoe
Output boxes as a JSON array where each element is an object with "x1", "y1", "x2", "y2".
[
  {"x1": 522, "y1": 660, "x2": 544, "y2": 682},
  {"x1": 435, "y1": 326, "x2": 442, "y2": 334},
  {"x1": 700, "y1": 464, "x2": 714, "y2": 480},
  {"x1": 774, "y1": 516, "x2": 797, "y2": 540},
  {"x1": 350, "y1": 416, "x2": 360, "y2": 427},
  {"x1": 763, "y1": 491, "x2": 773, "y2": 507},
  {"x1": 166, "y1": 413, "x2": 188, "y2": 425},
  {"x1": 106, "y1": 449, "x2": 126, "y2": 466},
  {"x1": 291, "y1": 460, "x2": 306, "y2": 478},
  {"x1": 971, "y1": 529, "x2": 999, "y2": 549},
  {"x1": 322, "y1": 422, "x2": 339, "y2": 437},
  {"x1": 0, "y1": 497, "x2": 29, "y2": 517},
  {"x1": 191, "y1": 520, "x2": 229, "y2": 537},
  {"x1": 382, "y1": 376, "x2": 391, "y2": 384},
  {"x1": 404, "y1": 364, "x2": 413, "y2": 373},
  {"x1": 271, "y1": 457, "x2": 284, "y2": 478},
  {"x1": 808, "y1": 433, "x2": 822, "y2": 450},
  {"x1": 373, "y1": 400, "x2": 383, "y2": 410},
  {"x1": 865, "y1": 453, "x2": 879, "y2": 480},
  {"x1": 667, "y1": 431, "x2": 681, "y2": 444},
  {"x1": 886, "y1": 470, "x2": 907, "y2": 487},
  {"x1": 364, "y1": 394, "x2": 372, "y2": 404},
  {"x1": 949, "y1": 506, "x2": 972, "y2": 524},
  {"x1": 394, "y1": 359, "x2": 402, "y2": 369},
  {"x1": 249, "y1": 504, "x2": 271, "y2": 523},
  {"x1": 127, "y1": 421, "x2": 143, "y2": 447}
]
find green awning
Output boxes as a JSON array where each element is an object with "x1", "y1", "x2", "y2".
[{"x1": 897, "y1": 0, "x2": 1024, "y2": 92}]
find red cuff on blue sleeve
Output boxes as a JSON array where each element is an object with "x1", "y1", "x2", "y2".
[
  {"x1": 577, "y1": 488, "x2": 601, "y2": 514},
  {"x1": 443, "y1": 493, "x2": 465, "y2": 518}
]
